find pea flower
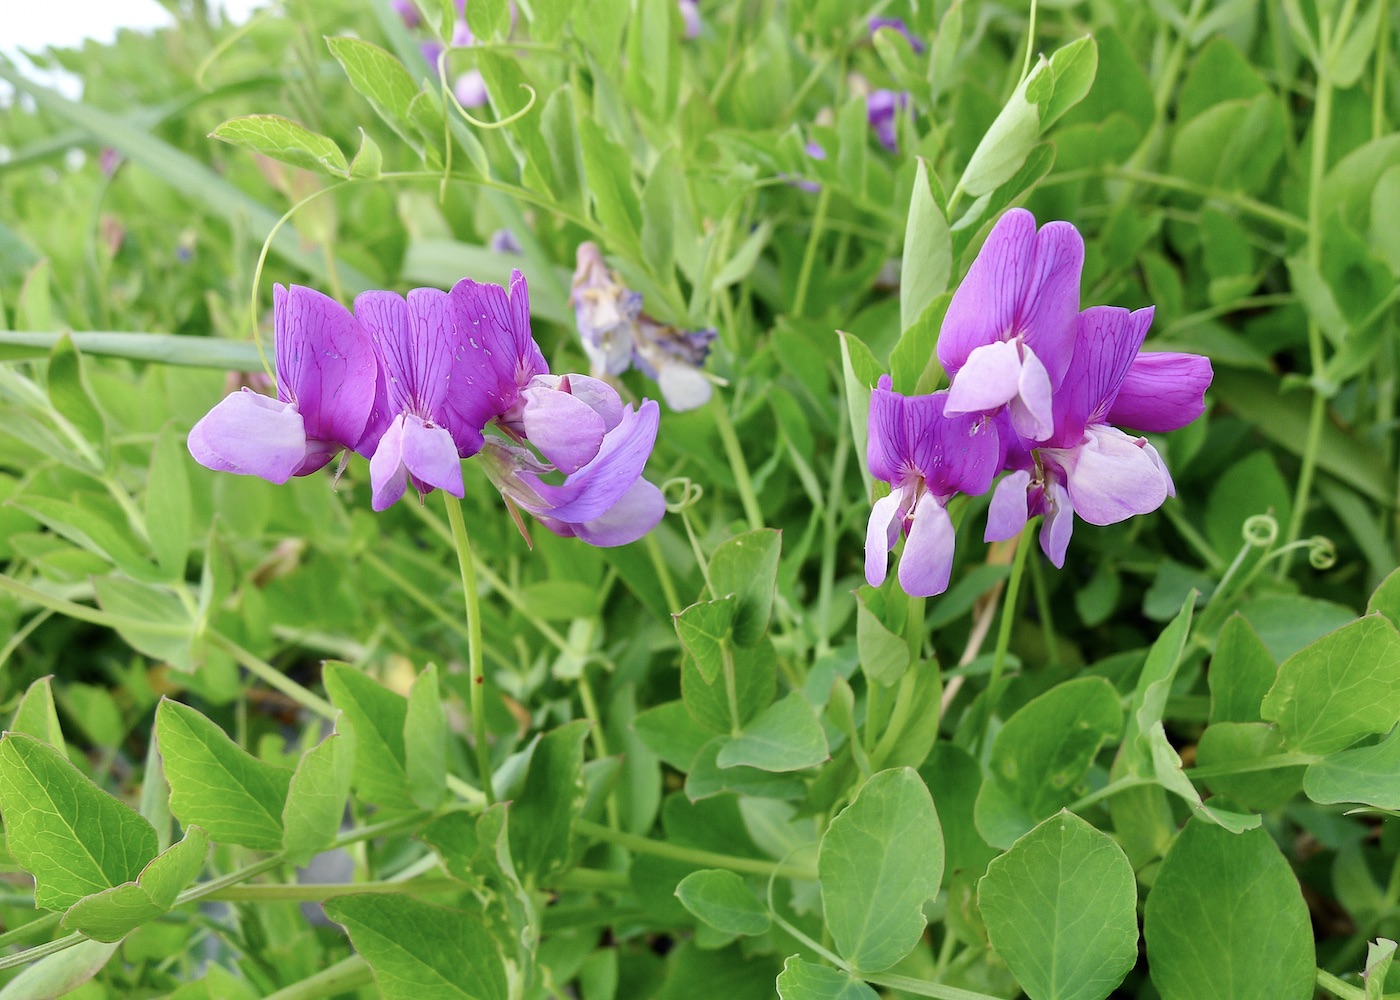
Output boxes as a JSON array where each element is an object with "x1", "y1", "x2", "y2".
[
  {"x1": 679, "y1": 0, "x2": 701, "y2": 39},
  {"x1": 865, "y1": 376, "x2": 1003, "y2": 597},
  {"x1": 985, "y1": 306, "x2": 1212, "y2": 565},
  {"x1": 937, "y1": 208, "x2": 1084, "y2": 442},
  {"x1": 187, "y1": 285, "x2": 378, "y2": 484},
  {"x1": 869, "y1": 17, "x2": 925, "y2": 54},
  {"x1": 570, "y1": 242, "x2": 716, "y2": 411},
  {"x1": 867, "y1": 89, "x2": 907, "y2": 153}
]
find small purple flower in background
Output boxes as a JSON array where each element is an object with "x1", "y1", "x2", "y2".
[
  {"x1": 678, "y1": 0, "x2": 701, "y2": 39},
  {"x1": 865, "y1": 376, "x2": 1003, "y2": 597},
  {"x1": 99, "y1": 147, "x2": 122, "y2": 178},
  {"x1": 391, "y1": 0, "x2": 421, "y2": 28},
  {"x1": 572, "y1": 242, "x2": 643, "y2": 376},
  {"x1": 188, "y1": 285, "x2": 378, "y2": 484},
  {"x1": 570, "y1": 242, "x2": 716, "y2": 411},
  {"x1": 867, "y1": 89, "x2": 908, "y2": 153},
  {"x1": 489, "y1": 228, "x2": 523, "y2": 255},
  {"x1": 869, "y1": 17, "x2": 925, "y2": 54},
  {"x1": 937, "y1": 208, "x2": 1084, "y2": 442},
  {"x1": 986, "y1": 306, "x2": 1212, "y2": 565}
]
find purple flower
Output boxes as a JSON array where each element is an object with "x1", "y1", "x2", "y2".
[
  {"x1": 99, "y1": 147, "x2": 122, "y2": 178},
  {"x1": 572, "y1": 242, "x2": 643, "y2": 376},
  {"x1": 454, "y1": 70, "x2": 488, "y2": 108},
  {"x1": 188, "y1": 285, "x2": 378, "y2": 484},
  {"x1": 869, "y1": 17, "x2": 925, "y2": 54},
  {"x1": 985, "y1": 306, "x2": 1212, "y2": 565},
  {"x1": 569, "y1": 243, "x2": 715, "y2": 411},
  {"x1": 867, "y1": 89, "x2": 908, "y2": 153},
  {"x1": 865, "y1": 376, "x2": 1003, "y2": 596},
  {"x1": 488, "y1": 228, "x2": 523, "y2": 255},
  {"x1": 679, "y1": 0, "x2": 701, "y2": 39},
  {"x1": 937, "y1": 209, "x2": 1084, "y2": 443},
  {"x1": 392, "y1": 0, "x2": 421, "y2": 28},
  {"x1": 482, "y1": 401, "x2": 665, "y2": 546}
]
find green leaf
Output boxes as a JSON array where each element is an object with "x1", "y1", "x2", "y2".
[
  {"x1": 959, "y1": 61, "x2": 1044, "y2": 197},
  {"x1": 405, "y1": 664, "x2": 448, "y2": 810},
  {"x1": 1303, "y1": 727, "x2": 1400, "y2": 810},
  {"x1": 350, "y1": 127, "x2": 383, "y2": 179},
  {"x1": 282, "y1": 726, "x2": 355, "y2": 865},
  {"x1": 1195, "y1": 722, "x2": 1304, "y2": 811},
  {"x1": 47, "y1": 333, "x2": 106, "y2": 450},
  {"x1": 9, "y1": 676, "x2": 66, "y2": 755},
  {"x1": 712, "y1": 220, "x2": 774, "y2": 293},
  {"x1": 978, "y1": 811, "x2": 1138, "y2": 1000},
  {"x1": 675, "y1": 870, "x2": 771, "y2": 935},
  {"x1": 326, "y1": 36, "x2": 425, "y2": 150},
  {"x1": 855, "y1": 591, "x2": 911, "y2": 687},
  {"x1": 976, "y1": 678, "x2": 1122, "y2": 849},
  {"x1": 708, "y1": 529, "x2": 781, "y2": 646},
  {"x1": 16, "y1": 258, "x2": 55, "y2": 332},
  {"x1": 681, "y1": 637, "x2": 777, "y2": 734},
  {"x1": 61, "y1": 826, "x2": 209, "y2": 942},
  {"x1": 0, "y1": 938, "x2": 119, "y2": 1000},
  {"x1": 210, "y1": 115, "x2": 348, "y2": 176},
  {"x1": 717, "y1": 692, "x2": 829, "y2": 772},
  {"x1": 674, "y1": 596, "x2": 736, "y2": 684},
  {"x1": 92, "y1": 576, "x2": 195, "y2": 672},
  {"x1": 818, "y1": 767, "x2": 943, "y2": 973},
  {"x1": 145, "y1": 422, "x2": 192, "y2": 579},
  {"x1": 16, "y1": 495, "x2": 160, "y2": 582},
  {"x1": 899, "y1": 158, "x2": 951, "y2": 334},
  {"x1": 1325, "y1": 0, "x2": 1382, "y2": 88},
  {"x1": 324, "y1": 895, "x2": 509, "y2": 1000},
  {"x1": 776, "y1": 956, "x2": 879, "y2": 1000},
  {"x1": 1204, "y1": 451, "x2": 1291, "y2": 563},
  {"x1": 1366, "y1": 939, "x2": 1396, "y2": 1000},
  {"x1": 632, "y1": 700, "x2": 714, "y2": 770},
  {"x1": 839, "y1": 331, "x2": 882, "y2": 497},
  {"x1": 1368, "y1": 567, "x2": 1400, "y2": 629},
  {"x1": 156, "y1": 699, "x2": 292, "y2": 850},
  {"x1": 1144, "y1": 820, "x2": 1314, "y2": 1000},
  {"x1": 509, "y1": 720, "x2": 589, "y2": 880},
  {"x1": 323, "y1": 663, "x2": 415, "y2": 811},
  {"x1": 465, "y1": 0, "x2": 510, "y2": 40},
  {"x1": 1262, "y1": 615, "x2": 1400, "y2": 754},
  {"x1": 686, "y1": 737, "x2": 805, "y2": 801},
  {"x1": 1041, "y1": 36, "x2": 1099, "y2": 129},
  {"x1": 1208, "y1": 615, "x2": 1278, "y2": 724},
  {"x1": 0, "y1": 733, "x2": 157, "y2": 910},
  {"x1": 1286, "y1": 254, "x2": 1349, "y2": 347},
  {"x1": 579, "y1": 119, "x2": 641, "y2": 253}
]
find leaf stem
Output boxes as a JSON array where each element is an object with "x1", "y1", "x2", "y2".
[
  {"x1": 711, "y1": 396, "x2": 765, "y2": 532},
  {"x1": 443, "y1": 494, "x2": 495, "y2": 805},
  {"x1": 262, "y1": 956, "x2": 375, "y2": 1000},
  {"x1": 208, "y1": 630, "x2": 336, "y2": 719},
  {"x1": 792, "y1": 184, "x2": 831, "y2": 318},
  {"x1": 974, "y1": 519, "x2": 1035, "y2": 747},
  {"x1": 573, "y1": 819, "x2": 815, "y2": 880},
  {"x1": 1316, "y1": 968, "x2": 1366, "y2": 1000}
]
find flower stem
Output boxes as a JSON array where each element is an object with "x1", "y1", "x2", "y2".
[
  {"x1": 974, "y1": 520, "x2": 1035, "y2": 747},
  {"x1": 793, "y1": 184, "x2": 831, "y2": 318},
  {"x1": 443, "y1": 494, "x2": 495, "y2": 806},
  {"x1": 711, "y1": 397, "x2": 765, "y2": 531},
  {"x1": 208, "y1": 631, "x2": 336, "y2": 720},
  {"x1": 262, "y1": 957, "x2": 376, "y2": 1000},
  {"x1": 573, "y1": 818, "x2": 815, "y2": 880},
  {"x1": 1315, "y1": 969, "x2": 1366, "y2": 1000}
]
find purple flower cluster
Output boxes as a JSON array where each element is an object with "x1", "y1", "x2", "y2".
[
  {"x1": 866, "y1": 209, "x2": 1213, "y2": 596},
  {"x1": 188, "y1": 272, "x2": 665, "y2": 547},
  {"x1": 570, "y1": 243, "x2": 717, "y2": 412},
  {"x1": 400, "y1": 0, "x2": 490, "y2": 109}
]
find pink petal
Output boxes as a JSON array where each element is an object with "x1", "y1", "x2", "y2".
[
  {"x1": 520, "y1": 384, "x2": 608, "y2": 474},
  {"x1": 369, "y1": 414, "x2": 410, "y2": 511},
  {"x1": 1039, "y1": 481, "x2": 1075, "y2": 567},
  {"x1": 520, "y1": 401, "x2": 659, "y2": 522},
  {"x1": 1048, "y1": 425, "x2": 1170, "y2": 526},
  {"x1": 188, "y1": 389, "x2": 309, "y2": 484},
  {"x1": 985, "y1": 470, "x2": 1031, "y2": 542},
  {"x1": 1008, "y1": 345, "x2": 1053, "y2": 442},
  {"x1": 944, "y1": 340, "x2": 1022, "y2": 417},
  {"x1": 898, "y1": 497, "x2": 956, "y2": 597},
  {"x1": 570, "y1": 478, "x2": 667, "y2": 547},
  {"x1": 274, "y1": 284, "x2": 378, "y2": 451},
  {"x1": 938, "y1": 210, "x2": 1038, "y2": 377},
  {"x1": 1106, "y1": 352, "x2": 1213, "y2": 433},
  {"x1": 400, "y1": 415, "x2": 464, "y2": 497},
  {"x1": 865, "y1": 488, "x2": 904, "y2": 587}
]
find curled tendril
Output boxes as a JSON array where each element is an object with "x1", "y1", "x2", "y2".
[
  {"x1": 447, "y1": 75, "x2": 538, "y2": 131},
  {"x1": 1242, "y1": 514, "x2": 1279, "y2": 549},
  {"x1": 662, "y1": 477, "x2": 703, "y2": 514},
  {"x1": 1306, "y1": 536, "x2": 1337, "y2": 570}
]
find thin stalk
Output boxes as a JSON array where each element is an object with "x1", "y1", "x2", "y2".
[
  {"x1": 574, "y1": 819, "x2": 815, "y2": 880},
  {"x1": 262, "y1": 956, "x2": 375, "y2": 1000},
  {"x1": 816, "y1": 418, "x2": 850, "y2": 657},
  {"x1": 1375, "y1": 0, "x2": 1390, "y2": 140},
  {"x1": 1027, "y1": 553, "x2": 1057, "y2": 666},
  {"x1": 208, "y1": 631, "x2": 336, "y2": 719},
  {"x1": 712, "y1": 397, "x2": 765, "y2": 531},
  {"x1": 0, "y1": 573, "x2": 188, "y2": 635},
  {"x1": 0, "y1": 913, "x2": 59, "y2": 951},
  {"x1": 1316, "y1": 969, "x2": 1366, "y2": 1000},
  {"x1": 1019, "y1": 0, "x2": 1039, "y2": 82},
  {"x1": 207, "y1": 877, "x2": 461, "y2": 902},
  {"x1": 576, "y1": 667, "x2": 621, "y2": 830},
  {"x1": 1281, "y1": 66, "x2": 1335, "y2": 574},
  {"x1": 864, "y1": 972, "x2": 1002, "y2": 1000},
  {"x1": 644, "y1": 533, "x2": 682, "y2": 614},
  {"x1": 792, "y1": 184, "x2": 831, "y2": 318},
  {"x1": 1067, "y1": 775, "x2": 1156, "y2": 812},
  {"x1": 975, "y1": 520, "x2": 1035, "y2": 746},
  {"x1": 443, "y1": 494, "x2": 495, "y2": 805},
  {"x1": 721, "y1": 641, "x2": 743, "y2": 737},
  {"x1": 1182, "y1": 752, "x2": 1321, "y2": 779}
]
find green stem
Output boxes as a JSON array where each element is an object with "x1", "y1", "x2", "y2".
[
  {"x1": 712, "y1": 397, "x2": 764, "y2": 531},
  {"x1": 0, "y1": 572, "x2": 188, "y2": 635},
  {"x1": 573, "y1": 819, "x2": 815, "y2": 880},
  {"x1": 864, "y1": 972, "x2": 1003, "y2": 1000},
  {"x1": 816, "y1": 421, "x2": 851, "y2": 656},
  {"x1": 1067, "y1": 775, "x2": 1156, "y2": 812},
  {"x1": 644, "y1": 533, "x2": 682, "y2": 614},
  {"x1": 1316, "y1": 969, "x2": 1366, "y2": 1000},
  {"x1": 262, "y1": 956, "x2": 376, "y2": 1000},
  {"x1": 0, "y1": 913, "x2": 59, "y2": 951},
  {"x1": 976, "y1": 520, "x2": 1036, "y2": 746},
  {"x1": 1181, "y1": 752, "x2": 1320, "y2": 779},
  {"x1": 1019, "y1": 0, "x2": 1039, "y2": 82},
  {"x1": 792, "y1": 184, "x2": 831, "y2": 318},
  {"x1": 208, "y1": 631, "x2": 336, "y2": 719},
  {"x1": 207, "y1": 877, "x2": 461, "y2": 902},
  {"x1": 721, "y1": 640, "x2": 743, "y2": 737},
  {"x1": 443, "y1": 494, "x2": 495, "y2": 806},
  {"x1": 1374, "y1": 0, "x2": 1390, "y2": 140}
]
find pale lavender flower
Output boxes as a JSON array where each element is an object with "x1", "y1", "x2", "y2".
[
  {"x1": 454, "y1": 70, "x2": 488, "y2": 108},
  {"x1": 869, "y1": 17, "x2": 925, "y2": 54},
  {"x1": 865, "y1": 376, "x2": 1003, "y2": 596},
  {"x1": 188, "y1": 285, "x2": 379, "y2": 484},
  {"x1": 867, "y1": 89, "x2": 908, "y2": 153},
  {"x1": 392, "y1": 0, "x2": 421, "y2": 28},
  {"x1": 985, "y1": 306, "x2": 1212, "y2": 565},
  {"x1": 938, "y1": 209, "x2": 1084, "y2": 443},
  {"x1": 488, "y1": 228, "x2": 523, "y2": 254},
  {"x1": 99, "y1": 147, "x2": 122, "y2": 177},
  {"x1": 679, "y1": 0, "x2": 701, "y2": 39},
  {"x1": 633, "y1": 317, "x2": 716, "y2": 411}
]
